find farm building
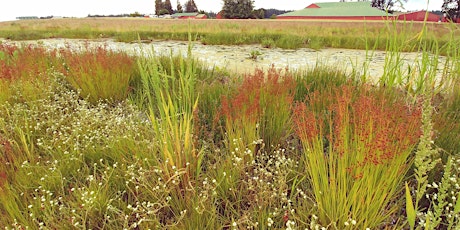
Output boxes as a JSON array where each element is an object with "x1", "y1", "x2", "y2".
[
  {"x1": 171, "y1": 13, "x2": 207, "y2": 19},
  {"x1": 16, "y1": 16, "x2": 39, "y2": 20},
  {"x1": 397, "y1": 11, "x2": 440, "y2": 22},
  {"x1": 277, "y1": 2, "x2": 393, "y2": 20}
]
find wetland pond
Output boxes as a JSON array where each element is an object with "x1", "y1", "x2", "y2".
[{"x1": 2, "y1": 38, "x2": 446, "y2": 82}]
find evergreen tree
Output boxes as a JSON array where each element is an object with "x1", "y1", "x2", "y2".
[
  {"x1": 155, "y1": 0, "x2": 162, "y2": 15},
  {"x1": 177, "y1": 0, "x2": 183, "y2": 13},
  {"x1": 164, "y1": 0, "x2": 173, "y2": 14},
  {"x1": 185, "y1": 0, "x2": 198, "y2": 12},
  {"x1": 222, "y1": 0, "x2": 254, "y2": 19}
]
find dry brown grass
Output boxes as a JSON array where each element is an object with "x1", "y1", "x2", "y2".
[{"x1": 0, "y1": 17, "x2": 453, "y2": 37}]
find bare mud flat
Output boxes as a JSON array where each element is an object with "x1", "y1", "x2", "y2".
[{"x1": 1, "y1": 38, "x2": 446, "y2": 82}]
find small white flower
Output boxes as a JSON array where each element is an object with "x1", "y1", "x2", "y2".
[{"x1": 267, "y1": 217, "x2": 274, "y2": 227}]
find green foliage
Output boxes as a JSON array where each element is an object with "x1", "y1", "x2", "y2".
[
  {"x1": 155, "y1": 0, "x2": 161, "y2": 15},
  {"x1": 248, "y1": 49, "x2": 262, "y2": 60},
  {"x1": 221, "y1": 0, "x2": 255, "y2": 19},
  {"x1": 184, "y1": 0, "x2": 198, "y2": 12},
  {"x1": 164, "y1": 0, "x2": 173, "y2": 14},
  {"x1": 293, "y1": 64, "x2": 351, "y2": 102},
  {"x1": 275, "y1": 35, "x2": 305, "y2": 50},
  {"x1": 406, "y1": 182, "x2": 416, "y2": 230},
  {"x1": 137, "y1": 42, "x2": 203, "y2": 206},
  {"x1": 261, "y1": 37, "x2": 275, "y2": 48},
  {"x1": 434, "y1": 90, "x2": 460, "y2": 157},
  {"x1": 176, "y1": 0, "x2": 183, "y2": 13}
]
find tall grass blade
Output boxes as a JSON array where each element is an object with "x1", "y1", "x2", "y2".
[{"x1": 406, "y1": 182, "x2": 416, "y2": 230}]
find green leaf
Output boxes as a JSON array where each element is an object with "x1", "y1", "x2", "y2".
[
  {"x1": 425, "y1": 215, "x2": 430, "y2": 229},
  {"x1": 406, "y1": 182, "x2": 416, "y2": 230},
  {"x1": 454, "y1": 192, "x2": 460, "y2": 214}
]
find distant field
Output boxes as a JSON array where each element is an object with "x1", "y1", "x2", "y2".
[{"x1": 0, "y1": 18, "x2": 458, "y2": 51}]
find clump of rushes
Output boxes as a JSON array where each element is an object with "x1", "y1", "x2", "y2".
[
  {"x1": 221, "y1": 67, "x2": 295, "y2": 157},
  {"x1": 137, "y1": 42, "x2": 202, "y2": 204},
  {"x1": 293, "y1": 84, "x2": 422, "y2": 229},
  {"x1": 58, "y1": 44, "x2": 137, "y2": 104},
  {"x1": 0, "y1": 44, "x2": 57, "y2": 104}
]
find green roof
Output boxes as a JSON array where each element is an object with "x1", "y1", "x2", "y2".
[
  {"x1": 279, "y1": 1, "x2": 393, "y2": 17},
  {"x1": 314, "y1": 2, "x2": 373, "y2": 8},
  {"x1": 171, "y1": 12, "x2": 199, "y2": 17}
]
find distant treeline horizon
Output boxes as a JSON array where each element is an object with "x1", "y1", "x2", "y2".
[{"x1": 86, "y1": 8, "x2": 292, "y2": 19}]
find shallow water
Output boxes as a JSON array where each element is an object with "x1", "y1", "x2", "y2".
[{"x1": 1, "y1": 38, "x2": 446, "y2": 82}]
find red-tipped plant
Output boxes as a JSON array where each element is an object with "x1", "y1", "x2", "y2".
[
  {"x1": 221, "y1": 67, "x2": 295, "y2": 158},
  {"x1": 0, "y1": 44, "x2": 58, "y2": 103},
  {"x1": 58, "y1": 44, "x2": 136, "y2": 104},
  {"x1": 293, "y1": 84, "x2": 422, "y2": 229}
]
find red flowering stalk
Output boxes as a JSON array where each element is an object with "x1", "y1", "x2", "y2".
[
  {"x1": 0, "y1": 44, "x2": 58, "y2": 103},
  {"x1": 0, "y1": 44, "x2": 56, "y2": 80},
  {"x1": 221, "y1": 67, "x2": 295, "y2": 158},
  {"x1": 58, "y1": 45, "x2": 136, "y2": 104},
  {"x1": 293, "y1": 83, "x2": 422, "y2": 229}
]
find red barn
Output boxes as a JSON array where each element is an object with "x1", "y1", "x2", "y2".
[{"x1": 397, "y1": 11, "x2": 440, "y2": 22}]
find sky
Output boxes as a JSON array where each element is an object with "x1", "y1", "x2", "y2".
[{"x1": 0, "y1": 0, "x2": 443, "y2": 22}]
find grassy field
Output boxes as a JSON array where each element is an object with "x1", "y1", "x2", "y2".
[
  {"x1": 1, "y1": 18, "x2": 459, "y2": 51},
  {"x1": 0, "y1": 19, "x2": 460, "y2": 229}
]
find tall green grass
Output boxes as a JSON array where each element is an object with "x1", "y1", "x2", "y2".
[{"x1": 137, "y1": 41, "x2": 203, "y2": 216}]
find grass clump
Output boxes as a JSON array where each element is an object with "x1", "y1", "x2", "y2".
[
  {"x1": 0, "y1": 44, "x2": 58, "y2": 104},
  {"x1": 293, "y1": 83, "x2": 422, "y2": 229},
  {"x1": 221, "y1": 67, "x2": 295, "y2": 156},
  {"x1": 57, "y1": 45, "x2": 137, "y2": 104}
]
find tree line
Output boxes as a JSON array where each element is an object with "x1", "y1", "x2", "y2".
[
  {"x1": 153, "y1": 0, "x2": 290, "y2": 19},
  {"x1": 155, "y1": 0, "x2": 198, "y2": 15},
  {"x1": 152, "y1": 0, "x2": 460, "y2": 20}
]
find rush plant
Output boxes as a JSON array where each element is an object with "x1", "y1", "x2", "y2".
[
  {"x1": 137, "y1": 42, "x2": 202, "y2": 197},
  {"x1": 0, "y1": 44, "x2": 57, "y2": 104},
  {"x1": 293, "y1": 84, "x2": 422, "y2": 229},
  {"x1": 221, "y1": 67, "x2": 295, "y2": 158},
  {"x1": 58, "y1": 45, "x2": 137, "y2": 104}
]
